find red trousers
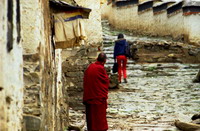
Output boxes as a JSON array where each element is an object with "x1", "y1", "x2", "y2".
[
  {"x1": 117, "y1": 55, "x2": 127, "y2": 82},
  {"x1": 85, "y1": 101, "x2": 108, "y2": 131}
]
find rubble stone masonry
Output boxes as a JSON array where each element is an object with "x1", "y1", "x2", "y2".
[
  {"x1": 62, "y1": 48, "x2": 99, "y2": 111},
  {"x1": 61, "y1": 0, "x2": 104, "y2": 112},
  {"x1": 0, "y1": 0, "x2": 103, "y2": 130},
  {"x1": 21, "y1": 0, "x2": 66, "y2": 130}
]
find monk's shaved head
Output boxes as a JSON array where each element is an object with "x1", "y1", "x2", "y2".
[{"x1": 97, "y1": 53, "x2": 107, "y2": 63}]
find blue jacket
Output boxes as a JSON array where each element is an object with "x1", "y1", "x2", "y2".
[{"x1": 114, "y1": 39, "x2": 127, "y2": 59}]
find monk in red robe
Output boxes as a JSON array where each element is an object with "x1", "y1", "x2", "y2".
[{"x1": 83, "y1": 53, "x2": 110, "y2": 131}]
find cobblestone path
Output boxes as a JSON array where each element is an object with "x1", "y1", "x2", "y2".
[
  {"x1": 68, "y1": 20, "x2": 200, "y2": 131},
  {"x1": 104, "y1": 46, "x2": 200, "y2": 131}
]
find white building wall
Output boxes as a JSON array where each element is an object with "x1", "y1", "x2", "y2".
[
  {"x1": 21, "y1": 0, "x2": 45, "y2": 54},
  {"x1": 153, "y1": 12, "x2": 169, "y2": 36},
  {"x1": 0, "y1": 0, "x2": 24, "y2": 130},
  {"x1": 75, "y1": 0, "x2": 103, "y2": 44},
  {"x1": 107, "y1": 4, "x2": 117, "y2": 27},
  {"x1": 166, "y1": 13, "x2": 184, "y2": 39},
  {"x1": 0, "y1": 0, "x2": 7, "y2": 130},
  {"x1": 103, "y1": 1, "x2": 200, "y2": 45},
  {"x1": 129, "y1": 6, "x2": 139, "y2": 32},
  {"x1": 138, "y1": 10, "x2": 154, "y2": 35},
  {"x1": 184, "y1": 14, "x2": 200, "y2": 44}
]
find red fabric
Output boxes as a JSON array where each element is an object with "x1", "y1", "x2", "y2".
[
  {"x1": 117, "y1": 55, "x2": 127, "y2": 82},
  {"x1": 83, "y1": 61, "x2": 109, "y2": 103},
  {"x1": 83, "y1": 61, "x2": 109, "y2": 131},
  {"x1": 85, "y1": 100, "x2": 108, "y2": 131}
]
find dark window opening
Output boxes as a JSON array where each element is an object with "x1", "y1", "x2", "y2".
[
  {"x1": 7, "y1": 0, "x2": 13, "y2": 52},
  {"x1": 138, "y1": 1, "x2": 153, "y2": 12},
  {"x1": 16, "y1": 0, "x2": 21, "y2": 43},
  {"x1": 167, "y1": 2, "x2": 183, "y2": 15}
]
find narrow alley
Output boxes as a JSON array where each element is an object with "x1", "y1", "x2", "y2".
[
  {"x1": 1, "y1": 0, "x2": 200, "y2": 131},
  {"x1": 68, "y1": 20, "x2": 200, "y2": 131}
]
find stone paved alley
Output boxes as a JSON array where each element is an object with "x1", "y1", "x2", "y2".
[{"x1": 68, "y1": 20, "x2": 200, "y2": 131}]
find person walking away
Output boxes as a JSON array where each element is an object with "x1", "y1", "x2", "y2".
[
  {"x1": 83, "y1": 53, "x2": 110, "y2": 131},
  {"x1": 114, "y1": 33, "x2": 129, "y2": 83}
]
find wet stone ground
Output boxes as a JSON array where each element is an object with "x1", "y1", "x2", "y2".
[
  {"x1": 69, "y1": 58, "x2": 200, "y2": 130},
  {"x1": 68, "y1": 20, "x2": 200, "y2": 131},
  {"x1": 104, "y1": 46, "x2": 200, "y2": 131}
]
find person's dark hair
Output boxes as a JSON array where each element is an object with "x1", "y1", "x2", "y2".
[
  {"x1": 118, "y1": 33, "x2": 124, "y2": 39},
  {"x1": 97, "y1": 53, "x2": 107, "y2": 62}
]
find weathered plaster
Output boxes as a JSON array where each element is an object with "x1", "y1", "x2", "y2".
[
  {"x1": 184, "y1": 14, "x2": 200, "y2": 45},
  {"x1": 166, "y1": 12, "x2": 184, "y2": 39},
  {"x1": 21, "y1": 0, "x2": 65, "y2": 130},
  {"x1": 21, "y1": 0, "x2": 44, "y2": 54},
  {"x1": 138, "y1": 10, "x2": 154, "y2": 35},
  {"x1": 0, "y1": 0, "x2": 24, "y2": 130},
  {"x1": 128, "y1": 6, "x2": 139, "y2": 32},
  {"x1": 153, "y1": 11, "x2": 169, "y2": 36},
  {"x1": 75, "y1": 0, "x2": 103, "y2": 44},
  {"x1": 0, "y1": 1, "x2": 7, "y2": 130}
]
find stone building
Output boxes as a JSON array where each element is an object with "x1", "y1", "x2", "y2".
[
  {"x1": 0, "y1": 0, "x2": 103, "y2": 130},
  {"x1": 21, "y1": 0, "x2": 103, "y2": 130},
  {"x1": 102, "y1": 0, "x2": 200, "y2": 45},
  {"x1": 55, "y1": 0, "x2": 105, "y2": 122},
  {"x1": 20, "y1": 0, "x2": 63, "y2": 130}
]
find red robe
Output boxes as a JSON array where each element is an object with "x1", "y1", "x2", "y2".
[{"x1": 83, "y1": 61, "x2": 109, "y2": 131}]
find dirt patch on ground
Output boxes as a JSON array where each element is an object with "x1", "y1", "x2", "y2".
[{"x1": 129, "y1": 41, "x2": 200, "y2": 63}]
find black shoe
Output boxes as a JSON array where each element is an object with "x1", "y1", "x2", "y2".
[{"x1": 124, "y1": 78, "x2": 127, "y2": 83}]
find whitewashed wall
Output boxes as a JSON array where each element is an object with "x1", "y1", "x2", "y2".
[
  {"x1": 102, "y1": 1, "x2": 200, "y2": 45},
  {"x1": 0, "y1": 0, "x2": 23, "y2": 130},
  {"x1": 184, "y1": 14, "x2": 200, "y2": 44},
  {"x1": 129, "y1": 6, "x2": 139, "y2": 32},
  {"x1": 166, "y1": 12, "x2": 184, "y2": 39},
  {"x1": 153, "y1": 11, "x2": 169, "y2": 36},
  {"x1": 21, "y1": 0, "x2": 45, "y2": 54},
  {"x1": 138, "y1": 10, "x2": 155, "y2": 35},
  {"x1": 75, "y1": 0, "x2": 103, "y2": 44},
  {"x1": 0, "y1": 0, "x2": 7, "y2": 130}
]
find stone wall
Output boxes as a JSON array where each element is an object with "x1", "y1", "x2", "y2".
[
  {"x1": 0, "y1": 0, "x2": 24, "y2": 130},
  {"x1": 21, "y1": 0, "x2": 66, "y2": 130},
  {"x1": 60, "y1": 0, "x2": 104, "y2": 112},
  {"x1": 62, "y1": 48, "x2": 100, "y2": 111},
  {"x1": 102, "y1": 0, "x2": 200, "y2": 45},
  {"x1": 1, "y1": 0, "x2": 103, "y2": 130},
  {"x1": 21, "y1": 0, "x2": 44, "y2": 129}
]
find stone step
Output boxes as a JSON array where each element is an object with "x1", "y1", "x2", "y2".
[
  {"x1": 104, "y1": 51, "x2": 114, "y2": 54},
  {"x1": 106, "y1": 60, "x2": 136, "y2": 65},
  {"x1": 106, "y1": 54, "x2": 113, "y2": 58},
  {"x1": 133, "y1": 124, "x2": 176, "y2": 130},
  {"x1": 105, "y1": 63, "x2": 199, "y2": 72},
  {"x1": 106, "y1": 54, "x2": 134, "y2": 59},
  {"x1": 106, "y1": 62, "x2": 200, "y2": 69},
  {"x1": 105, "y1": 65, "x2": 136, "y2": 70},
  {"x1": 103, "y1": 47, "x2": 114, "y2": 51}
]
